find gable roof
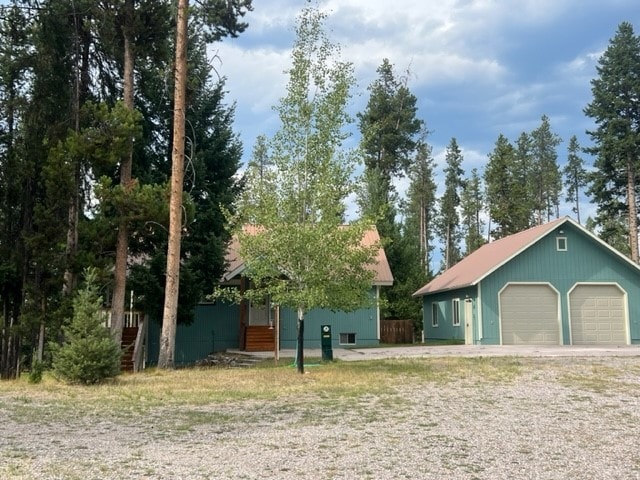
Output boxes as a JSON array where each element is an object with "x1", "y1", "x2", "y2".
[
  {"x1": 413, "y1": 216, "x2": 640, "y2": 297},
  {"x1": 222, "y1": 225, "x2": 394, "y2": 286}
]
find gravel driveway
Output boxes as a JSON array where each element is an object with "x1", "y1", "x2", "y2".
[{"x1": 1, "y1": 355, "x2": 639, "y2": 479}]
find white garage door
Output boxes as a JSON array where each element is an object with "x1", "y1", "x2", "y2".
[
  {"x1": 500, "y1": 284, "x2": 560, "y2": 345},
  {"x1": 569, "y1": 284, "x2": 627, "y2": 345}
]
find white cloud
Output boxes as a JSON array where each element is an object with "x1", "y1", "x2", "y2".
[{"x1": 212, "y1": 0, "x2": 636, "y2": 180}]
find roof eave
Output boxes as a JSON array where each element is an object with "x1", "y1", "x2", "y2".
[
  {"x1": 412, "y1": 281, "x2": 477, "y2": 297},
  {"x1": 221, "y1": 264, "x2": 246, "y2": 283}
]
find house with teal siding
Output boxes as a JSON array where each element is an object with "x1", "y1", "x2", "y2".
[
  {"x1": 147, "y1": 227, "x2": 393, "y2": 365},
  {"x1": 413, "y1": 217, "x2": 640, "y2": 346}
]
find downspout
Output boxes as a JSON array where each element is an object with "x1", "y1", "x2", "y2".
[
  {"x1": 477, "y1": 282, "x2": 483, "y2": 344},
  {"x1": 376, "y1": 286, "x2": 381, "y2": 342}
]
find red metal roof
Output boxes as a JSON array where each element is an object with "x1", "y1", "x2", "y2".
[
  {"x1": 222, "y1": 225, "x2": 393, "y2": 286},
  {"x1": 413, "y1": 217, "x2": 569, "y2": 296}
]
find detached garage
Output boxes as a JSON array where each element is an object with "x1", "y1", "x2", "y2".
[{"x1": 414, "y1": 217, "x2": 640, "y2": 346}]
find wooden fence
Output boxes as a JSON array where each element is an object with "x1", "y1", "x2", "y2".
[{"x1": 380, "y1": 319, "x2": 414, "y2": 344}]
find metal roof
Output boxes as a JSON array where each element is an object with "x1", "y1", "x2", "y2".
[
  {"x1": 222, "y1": 225, "x2": 394, "y2": 286},
  {"x1": 413, "y1": 217, "x2": 569, "y2": 296}
]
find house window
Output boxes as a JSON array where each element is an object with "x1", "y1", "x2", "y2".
[
  {"x1": 339, "y1": 333, "x2": 356, "y2": 345},
  {"x1": 556, "y1": 237, "x2": 567, "y2": 251},
  {"x1": 452, "y1": 299, "x2": 460, "y2": 326},
  {"x1": 431, "y1": 303, "x2": 439, "y2": 327}
]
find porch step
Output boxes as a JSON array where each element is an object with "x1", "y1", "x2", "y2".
[
  {"x1": 245, "y1": 325, "x2": 276, "y2": 352},
  {"x1": 195, "y1": 353, "x2": 263, "y2": 368},
  {"x1": 120, "y1": 327, "x2": 138, "y2": 372}
]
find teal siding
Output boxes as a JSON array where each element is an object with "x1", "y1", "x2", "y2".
[
  {"x1": 423, "y1": 286, "x2": 477, "y2": 342},
  {"x1": 421, "y1": 223, "x2": 640, "y2": 345},
  {"x1": 147, "y1": 302, "x2": 240, "y2": 366},
  {"x1": 279, "y1": 302, "x2": 378, "y2": 350},
  {"x1": 147, "y1": 288, "x2": 380, "y2": 364},
  {"x1": 279, "y1": 287, "x2": 379, "y2": 349},
  {"x1": 479, "y1": 223, "x2": 640, "y2": 344}
]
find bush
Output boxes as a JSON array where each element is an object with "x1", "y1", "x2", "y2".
[
  {"x1": 28, "y1": 359, "x2": 44, "y2": 384},
  {"x1": 51, "y1": 268, "x2": 121, "y2": 385}
]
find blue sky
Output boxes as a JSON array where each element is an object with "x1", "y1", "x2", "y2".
[{"x1": 214, "y1": 0, "x2": 640, "y2": 219}]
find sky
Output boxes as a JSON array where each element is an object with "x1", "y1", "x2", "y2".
[{"x1": 213, "y1": 0, "x2": 640, "y2": 219}]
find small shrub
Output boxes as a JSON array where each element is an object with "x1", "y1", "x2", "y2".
[
  {"x1": 51, "y1": 268, "x2": 121, "y2": 385},
  {"x1": 28, "y1": 360, "x2": 45, "y2": 384}
]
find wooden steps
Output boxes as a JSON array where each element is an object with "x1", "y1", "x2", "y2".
[
  {"x1": 245, "y1": 325, "x2": 275, "y2": 352},
  {"x1": 121, "y1": 327, "x2": 138, "y2": 371}
]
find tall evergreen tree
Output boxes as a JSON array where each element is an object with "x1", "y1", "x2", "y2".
[
  {"x1": 358, "y1": 58, "x2": 423, "y2": 187},
  {"x1": 0, "y1": 4, "x2": 32, "y2": 378},
  {"x1": 513, "y1": 132, "x2": 535, "y2": 230},
  {"x1": 460, "y1": 168, "x2": 485, "y2": 254},
  {"x1": 404, "y1": 141, "x2": 437, "y2": 276},
  {"x1": 154, "y1": 0, "x2": 251, "y2": 369},
  {"x1": 395, "y1": 140, "x2": 436, "y2": 328},
  {"x1": 108, "y1": 0, "x2": 172, "y2": 350},
  {"x1": 530, "y1": 115, "x2": 562, "y2": 224},
  {"x1": 357, "y1": 58, "x2": 424, "y2": 320},
  {"x1": 485, "y1": 134, "x2": 518, "y2": 239},
  {"x1": 584, "y1": 21, "x2": 640, "y2": 261},
  {"x1": 563, "y1": 135, "x2": 588, "y2": 224},
  {"x1": 438, "y1": 138, "x2": 464, "y2": 269}
]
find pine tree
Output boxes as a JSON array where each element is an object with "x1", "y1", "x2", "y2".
[
  {"x1": 158, "y1": 0, "x2": 253, "y2": 369},
  {"x1": 438, "y1": 138, "x2": 464, "y2": 269},
  {"x1": 51, "y1": 268, "x2": 121, "y2": 384},
  {"x1": 460, "y1": 168, "x2": 485, "y2": 254},
  {"x1": 530, "y1": 115, "x2": 562, "y2": 224},
  {"x1": 513, "y1": 132, "x2": 535, "y2": 230},
  {"x1": 358, "y1": 58, "x2": 423, "y2": 184},
  {"x1": 404, "y1": 141, "x2": 437, "y2": 276},
  {"x1": 485, "y1": 134, "x2": 517, "y2": 239},
  {"x1": 0, "y1": 3, "x2": 32, "y2": 378},
  {"x1": 357, "y1": 58, "x2": 424, "y2": 320},
  {"x1": 584, "y1": 22, "x2": 640, "y2": 261},
  {"x1": 563, "y1": 135, "x2": 587, "y2": 224}
]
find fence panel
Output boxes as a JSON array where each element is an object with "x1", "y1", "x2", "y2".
[{"x1": 380, "y1": 319, "x2": 414, "y2": 344}]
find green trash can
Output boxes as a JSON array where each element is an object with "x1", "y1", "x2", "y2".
[{"x1": 321, "y1": 324, "x2": 333, "y2": 361}]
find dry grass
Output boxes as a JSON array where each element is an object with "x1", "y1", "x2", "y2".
[
  {"x1": 1, "y1": 356, "x2": 640, "y2": 479},
  {"x1": 0, "y1": 356, "x2": 634, "y2": 422},
  {"x1": 0, "y1": 356, "x2": 526, "y2": 421}
]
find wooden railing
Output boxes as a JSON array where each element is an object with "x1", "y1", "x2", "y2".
[
  {"x1": 101, "y1": 310, "x2": 145, "y2": 371},
  {"x1": 102, "y1": 310, "x2": 143, "y2": 328}
]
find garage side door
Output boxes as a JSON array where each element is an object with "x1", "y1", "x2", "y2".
[
  {"x1": 500, "y1": 284, "x2": 560, "y2": 345},
  {"x1": 569, "y1": 284, "x2": 627, "y2": 345}
]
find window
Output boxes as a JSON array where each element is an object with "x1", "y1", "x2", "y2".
[
  {"x1": 556, "y1": 237, "x2": 567, "y2": 251},
  {"x1": 431, "y1": 303, "x2": 439, "y2": 327},
  {"x1": 339, "y1": 333, "x2": 356, "y2": 345},
  {"x1": 452, "y1": 299, "x2": 460, "y2": 326}
]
